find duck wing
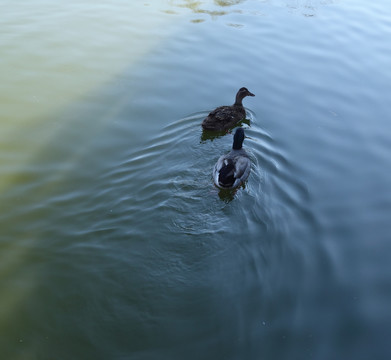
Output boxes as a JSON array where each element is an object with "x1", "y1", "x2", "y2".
[
  {"x1": 208, "y1": 106, "x2": 232, "y2": 121},
  {"x1": 233, "y1": 156, "x2": 251, "y2": 184}
]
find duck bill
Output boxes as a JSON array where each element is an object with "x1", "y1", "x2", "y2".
[{"x1": 248, "y1": 92, "x2": 255, "y2": 97}]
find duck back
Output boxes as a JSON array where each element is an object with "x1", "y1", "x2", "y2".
[{"x1": 202, "y1": 105, "x2": 245, "y2": 131}]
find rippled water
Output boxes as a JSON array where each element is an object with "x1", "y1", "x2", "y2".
[{"x1": 1, "y1": 0, "x2": 391, "y2": 359}]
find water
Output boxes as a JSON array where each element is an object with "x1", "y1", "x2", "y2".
[{"x1": 1, "y1": 0, "x2": 391, "y2": 359}]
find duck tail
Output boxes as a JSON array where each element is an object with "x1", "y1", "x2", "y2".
[{"x1": 218, "y1": 159, "x2": 235, "y2": 188}]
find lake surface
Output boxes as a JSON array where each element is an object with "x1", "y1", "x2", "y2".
[{"x1": 1, "y1": 0, "x2": 391, "y2": 359}]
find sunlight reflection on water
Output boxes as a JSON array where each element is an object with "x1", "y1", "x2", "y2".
[{"x1": 0, "y1": 1, "x2": 173, "y2": 129}]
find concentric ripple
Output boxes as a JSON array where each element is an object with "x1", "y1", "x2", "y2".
[{"x1": 100, "y1": 108, "x2": 318, "y2": 253}]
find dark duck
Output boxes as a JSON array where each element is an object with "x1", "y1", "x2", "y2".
[
  {"x1": 213, "y1": 128, "x2": 251, "y2": 189},
  {"x1": 202, "y1": 87, "x2": 255, "y2": 132}
]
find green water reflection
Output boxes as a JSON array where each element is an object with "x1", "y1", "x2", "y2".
[
  {"x1": 0, "y1": 1, "x2": 173, "y2": 136},
  {"x1": 167, "y1": 0, "x2": 244, "y2": 19},
  {"x1": 0, "y1": 1, "x2": 175, "y2": 356}
]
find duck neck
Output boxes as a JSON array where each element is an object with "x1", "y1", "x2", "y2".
[
  {"x1": 232, "y1": 140, "x2": 243, "y2": 150},
  {"x1": 234, "y1": 94, "x2": 244, "y2": 107}
]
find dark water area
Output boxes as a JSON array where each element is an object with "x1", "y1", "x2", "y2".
[{"x1": 1, "y1": 1, "x2": 391, "y2": 359}]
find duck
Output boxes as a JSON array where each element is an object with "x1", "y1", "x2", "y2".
[
  {"x1": 202, "y1": 87, "x2": 255, "y2": 131},
  {"x1": 213, "y1": 128, "x2": 251, "y2": 189}
]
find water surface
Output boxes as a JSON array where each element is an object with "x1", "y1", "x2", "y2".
[{"x1": 1, "y1": 1, "x2": 391, "y2": 359}]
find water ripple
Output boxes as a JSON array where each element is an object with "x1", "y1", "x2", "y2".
[{"x1": 100, "y1": 107, "x2": 319, "y2": 267}]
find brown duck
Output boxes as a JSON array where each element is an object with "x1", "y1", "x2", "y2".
[{"x1": 202, "y1": 87, "x2": 255, "y2": 131}]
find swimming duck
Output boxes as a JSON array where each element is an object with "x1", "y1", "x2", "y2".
[
  {"x1": 213, "y1": 128, "x2": 251, "y2": 189},
  {"x1": 202, "y1": 87, "x2": 255, "y2": 131}
]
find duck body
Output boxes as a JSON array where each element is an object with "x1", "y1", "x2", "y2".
[
  {"x1": 202, "y1": 87, "x2": 255, "y2": 132},
  {"x1": 213, "y1": 128, "x2": 251, "y2": 189}
]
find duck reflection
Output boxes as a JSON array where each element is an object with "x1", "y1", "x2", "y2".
[
  {"x1": 214, "y1": 0, "x2": 246, "y2": 6},
  {"x1": 218, "y1": 187, "x2": 237, "y2": 202},
  {"x1": 168, "y1": 0, "x2": 247, "y2": 18},
  {"x1": 217, "y1": 183, "x2": 246, "y2": 202},
  {"x1": 200, "y1": 118, "x2": 250, "y2": 142}
]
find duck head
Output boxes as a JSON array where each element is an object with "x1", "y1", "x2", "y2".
[
  {"x1": 232, "y1": 128, "x2": 245, "y2": 150},
  {"x1": 235, "y1": 87, "x2": 255, "y2": 105}
]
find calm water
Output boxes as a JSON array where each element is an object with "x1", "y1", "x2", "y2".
[{"x1": 1, "y1": 0, "x2": 391, "y2": 359}]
